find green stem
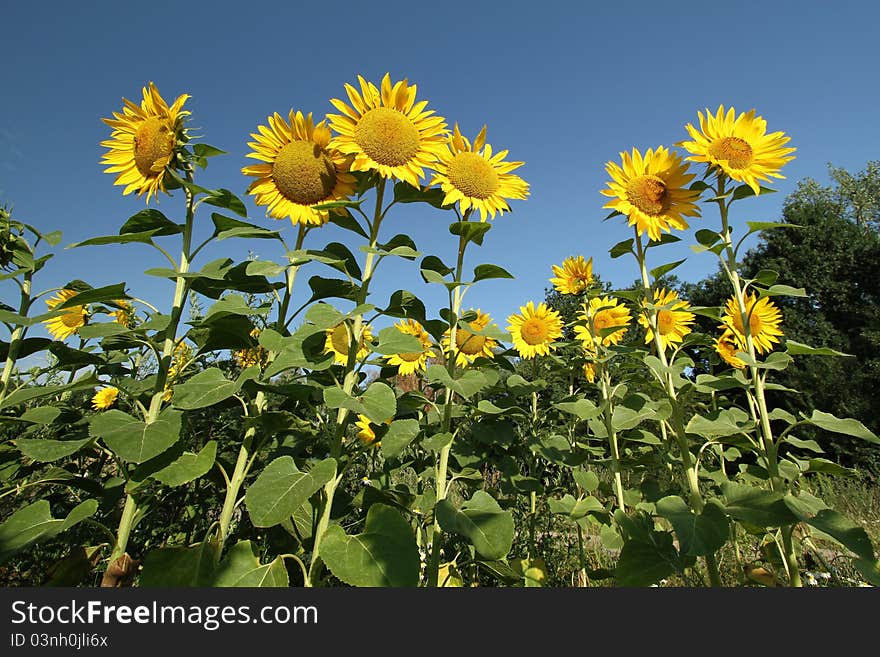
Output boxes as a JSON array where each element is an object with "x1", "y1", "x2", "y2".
[
  {"x1": 600, "y1": 370, "x2": 626, "y2": 511},
  {"x1": 0, "y1": 270, "x2": 32, "y2": 405}
]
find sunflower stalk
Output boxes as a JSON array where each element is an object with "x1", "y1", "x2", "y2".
[
  {"x1": 600, "y1": 368, "x2": 627, "y2": 512},
  {"x1": 0, "y1": 270, "x2": 32, "y2": 406},
  {"x1": 634, "y1": 231, "x2": 723, "y2": 587},
  {"x1": 714, "y1": 175, "x2": 801, "y2": 586}
]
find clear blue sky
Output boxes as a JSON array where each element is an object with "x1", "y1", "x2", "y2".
[{"x1": 2, "y1": 0, "x2": 878, "y2": 337}]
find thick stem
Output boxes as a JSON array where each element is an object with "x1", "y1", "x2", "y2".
[
  {"x1": 601, "y1": 371, "x2": 626, "y2": 511},
  {"x1": 0, "y1": 271, "x2": 32, "y2": 405}
]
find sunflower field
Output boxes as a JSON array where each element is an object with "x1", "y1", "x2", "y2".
[{"x1": 1, "y1": 76, "x2": 878, "y2": 589}]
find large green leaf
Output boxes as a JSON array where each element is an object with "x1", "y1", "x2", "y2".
[
  {"x1": 213, "y1": 540, "x2": 288, "y2": 587},
  {"x1": 0, "y1": 373, "x2": 100, "y2": 410},
  {"x1": 614, "y1": 533, "x2": 679, "y2": 587},
  {"x1": 245, "y1": 457, "x2": 336, "y2": 528},
  {"x1": 721, "y1": 482, "x2": 798, "y2": 527},
  {"x1": 783, "y1": 495, "x2": 876, "y2": 562},
  {"x1": 806, "y1": 410, "x2": 879, "y2": 444},
  {"x1": 656, "y1": 496, "x2": 729, "y2": 557},
  {"x1": 320, "y1": 503, "x2": 419, "y2": 587},
  {"x1": 150, "y1": 441, "x2": 217, "y2": 487},
  {"x1": 139, "y1": 541, "x2": 218, "y2": 587},
  {"x1": 171, "y1": 368, "x2": 237, "y2": 410},
  {"x1": 89, "y1": 408, "x2": 182, "y2": 463},
  {"x1": 323, "y1": 382, "x2": 397, "y2": 425},
  {"x1": 371, "y1": 326, "x2": 424, "y2": 356},
  {"x1": 426, "y1": 365, "x2": 489, "y2": 399},
  {"x1": 0, "y1": 499, "x2": 98, "y2": 564},
  {"x1": 436, "y1": 491, "x2": 514, "y2": 560},
  {"x1": 381, "y1": 419, "x2": 421, "y2": 459},
  {"x1": 15, "y1": 437, "x2": 92, "y2": 462}
]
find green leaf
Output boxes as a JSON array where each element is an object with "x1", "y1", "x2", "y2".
[
  {"x1": 614, "y1": 533, "x2": 679, "y2": 586},
  {"x1": 721, "y1": 482, "x2": 798, "y2": 527},
  {"x1": 18, "y1": 406, "x2": 61, "y2": 425},
  {"x1": 203, "y1": 188, "x2": 247, "y2": 217},
  {"x1": 761, "y1": 284, "x2": 807, "y2": 298},
  {"x1": 213, "y1": 540, "x2": 289, "y2": 587},
  {"x1": 426, "y1": 365, "x2": 488, "y2": 399},
  {"x1": 150, "y1": 441, "x2": 217, "y2": 487},
  {"x1": 372, "y1": 326, "x2": 424, "y2": 356},
  {"x1": 609, "y1": 238, "x2": 634, "y2": 259},
  {"x1": 89, "y1": 408, "x2": 182, "y2": 463},
  {"x1": 306, "y1": 275, "x2": 359, "y2": 303},
  {"x1": 573, "y1": 470, "x2": 600, "y2": 493},
  {"x1": 211, "y1": 213, "x2": 281, "y2": 240},
  {"x1": 393, "y1": 181, "x2": 448, "y2": 209},
  {"x1": 734, "y1": 185, "x2": 776, "y2": 201},
  {"x1": 360, "y1": 382, "x2": 397, "y2": 424},
  {"x1": 473, "y1": 264, "x2": 514, "y2": 282},
  {"x1": 449, "y1": 221, "x2": 491, "y2": 247},
  {"x1": 554, "y1": 398, "x2": 601, "y2": 420},
  {"x1": 382, "y1": 290, "x2": 427, "y2": 323},
  {"x1": 15, "y1": 438, "x2": 91, "y2": 462},
  {"x1": 328, "y1": 211, "x2": 369, "y2": 239},
  {"x1": 381, "y1": 419, "x2": 421, "y2": 459},
  {"x1": 0, "y1": 373, "x2": 99, "y2": 410},
  {"x1": 139, "y1": 541, "x2": 218, "y2": 587},
  {"x1": 420, "y1": 255, "x2": 453, "y2": 284},
  {"x1": 650, "y1": 259, "x2": 686, "y2": 280},
  {"x1": 745, "y1": 220, "x2": 799, "y2": 233},
  {"x1": 171, "y1": 368, "x2": 237, "y2": 410},
  {"x1": 786, "y1": 340, "x2": 853, "y2": 357},
  {"x1": 436, "y1": 491, "x2": 514, "y2": 560},
  {"x1": 0, "y1": 499, "x2": 98, "y2": 564},
  {"x1": 120, "y1": 209, "x2": 181, "y2": 236},
  {"x1": 686, "y1": 408, "x2": 752, "y2": 438},
  {"x1": 695, "y1": 229, "x2": 721, "y2": 247},
  {"x1": 320, "y1": 503, "x2": 420, "y2": 587},
  {"x1": 806, "y1": 410, "x2": 879, "y2": 444},
  {"x1": 783, "y1": 497, "x2": 875, "y2": 562},
  {"x1": 656, "y1": 496, "x2": 729, "y2": 557},
  {"x1": 245, "y1": 457, "x2": 336, "y2": 528},
  {"x1": 193, "y1": 143, "x2": 226, "y2": 158},
  {"x1": 55, "y1": 284, "x2": 129, "y2": 309}
]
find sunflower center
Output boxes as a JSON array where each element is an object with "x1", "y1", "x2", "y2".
[
  {"x1": 398, "y1": 351, "x2": 424, "y2": 362},
  {"x1": 133, "y1": 118, "x2": 174, "y2": 177},
  {"x1": 61, "y1": 309, "x2": 85, "y2": 329},
  {"x1": 520, "y1": 318, "x2": 549, "y2": 346},
  {"x1": 749, "y1": 313, "x2": 763, "y2": 335},
  {"x1": 626, "y1": 175, "x2": 668, "y2": 216},
  {"x1": 456, "y1": 327, "x2": 488, "y2": 355},
  {"x1": 593, "y1": 311, "x2": 613, "y2": 332},
  {"x1": 354, "y1": 107, "x2": 420, "y2": 166},
  {"x1": 710, "y1": 137, "x2": 753, "y2": 170},
  {"x1": 447, "y1": 152, "x2": 499, "y2": 199},
  {"x1": 656, "y1": 310, "x2": 675, "y2": 335},
  {"x1": 330, "y1": 324, "x2": 354, "y2": 354},
  {"x1": 272, "y1": 140, "x2": 337, "y2": 205}
]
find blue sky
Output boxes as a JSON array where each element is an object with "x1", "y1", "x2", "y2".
[{"x1": 2, "y1": 0, "x2": 878, "y2": 338}]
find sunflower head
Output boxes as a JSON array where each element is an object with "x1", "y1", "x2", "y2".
[
  {"x1": 354, "y1": 414, "x2": 390, "y2": 448},
  {"x1": 163, "y1": 341, "x2": 194, "y2": 401},
  {"x1": 233, "y1": 328, "x2": 269, "y2": 369},
  {"x1": 243, "y1": 110, "x2": 356, "y2": 227},
  {"x1": 550, "y1": 255, "x2": 594, "y2": 295},
  {"x1": 429, "y1": 123, "x2": 529, "y2": 221},
  {"x1": 715, "y1": 331, "x2": 747, "y2": 369},
  {"x1": 328, "y1": 74, "x2": 449, "y2": 188},
  {"x1": 679, "y1": 105, "x2": 796, "y2": 195},
  {"x1": 602, "y1": 146, "x2": 701, "y2": 242},
  {"x1": 109, "y1": 299, "x2": 137, "y2": 329},
  {"x1": 638, "y1": 288, "x2": 695, "y2": 351},
  {"x1": 507, "y1": 301, "x2": 563, "y2": 359},
  {"x1": 575, "y1": 296, "x2": 631, "y2": 348},
  {"x1": 385, "y1": 319, "x2": 436, "y2": 375},
  {"x1": 43, "y1": 289, "x2": 89, "y2": 341},
  {"x1": 92, "y1": 386, "x2": 119, "y2": 411},
  {"x1": 325, "y1": 322, "x2": 374, "y2": 366},
  {"x1": 582, "y1": 361, "x2": 597, "y2": 384},
  {"x1": 441, "y1": 309, "x2": 499, "y2": 368},
  {"x1": 101, "y1": 82, "x2": 190, "y2": 203},
  {"x1": 720, "y1": 292, "x2": 783, "y2": 355}
]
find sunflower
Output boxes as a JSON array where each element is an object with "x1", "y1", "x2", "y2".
[
  {"x1": 720, "y1": 292, "x2": 783, "y2": 355},
  {"x1": 109, "y1": 299, "x2": 136, "y2": 328},
  {"x1": 715, "y1": 331, "x2": 747, "y2": 369},
  {"x1": 91, "y1": 386, "x2": 119, "y2": 411},
  {"x1": 163, "y1": 341, "x2": 194, "y2": 402},
  {"x1": 385, "y1": 319, "x2": 436, "y2": 375},
  {"x1": 679, "y1": 105, "x2": 796, "y2": 195},
  {"x1": 325, "y1": 323, "x2": 374, "y2": 366},
  {"x1": 43, "y1": 289, "x2": 88, "y2": 341},
  {"x1": 442, "y1": 309, "x2": 499, "y2": 367},
  {"x1": 428, "y1": 124, "x2": 529, "y2": 221},
  {"x1": 507, "y1": 302, "x2": 563, "y2": 359},
  {"x1": 638, "y1": 288, "x2": 695, "y2": 351},
  {"x1": 602, "y1": 146, "x2": 701, "y2": 242},
  {"x1": 575, "y1": 296, "x2": 631, "y2": 348},
  {"x1": 549, "y1": 255, "x2": 594, "y2": 295},
  {"x1": 101, "y1": 82, "x2": 189, "y2": 203},
  {"x1": 233, "y1": 328, "x2": 269, "y2": 369},
  {"x1": 354, "y1": 414, "x2": 382, "y2": 448},
  {"x1": 242, "y1": 110, "x2": 357, "y2": 227},
  {"x1": 582, "y1": 361, "x2": 597, "y2": 384},
  {"x1": 328, "y1": 73, "x2": 448, "y2": 187}
]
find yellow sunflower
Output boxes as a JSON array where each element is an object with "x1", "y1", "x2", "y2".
[
  {"x1": 163, "y1": 341, "x2": 194, "y2": 402},
  {"x1": 549, "y1": 255, "x2": 594, "y2": 295},
  {"x1": 43, "y1": 289, "x2": 88, "y2": 341},
  {"x1": 715, "y1": 330, "x2": 747, "y2": 369},
  {"x1": 325, "y1": 323, "x2": 374, "y2": 366},
  {"x1": 429, "y1": 123, "x2": 529, "y2": 221},
  {"x1": 442, "y1": 309, "x2": 499, "y2": 367},
  {"x1": 720, "y1": 292, "x2": 784, "y2": 355},
  {"x1": 582, "y1": 361, "x2": 597, "y2": 384},
  {"x1": 354, "y1": 414, "x2": 382, "y2": 448},
  {"x1": 109, "y1": 299, "x2": 136, "y2": 328},
  {"x1": 328, "y1": 73, "x2": 448, "y2": 187},
  {"x1": 679, "y1": 105, "x2": 796, "y2": 195},
  {"x1": 385, "y1": 319, "x2": 436, "y2": 375},
  {"x1": 507, "y1": 302, "x2": 563, "y2": 359},
  {"x1": 91, "y1": 386, "x2": 119, "y2": 411},
  {"x1": 242, "y1": 110, "x2": 356, "y2": 227},
  {"x1": 233, "y1": 328, "x2": 269, "y2": 369},
  {"x1": 575, "y1": 296, "x2": 631, "y2": 348},
  {"x1": 602, "y1": 146, "x2": 701, "y2": 242},
  {"x1": 101, "y1": 82, "x2": 189, "y2": 203},
  {"x1": 638, "y1": 288, "x2": 695, "y2": 351},
  {"x1": 582, "y1": 341, "x2": 598, "y2": 383}
]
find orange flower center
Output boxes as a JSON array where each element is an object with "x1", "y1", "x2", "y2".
[
  {"x1": 519, "y1": 318, "x2": 549, "y2": 346},
  {"x1": 354, "y1": 107, "x2": 420, "y2": 166},
  {"x1": 447, "y1": 152, "x2": 499, "y2": 199},
  {"x1": 456, "y1": 324, "x2": 488, "y2": 355},
  {"x1": 709, "y1": 137, "x2": 753, "y2": 170},
  {"x1": 133, "y1": 117, "x2": 174, "y2": 177},
  {"x1": 272, "y1": 140, "x2": 337, "y2": 205},
  {"x1": 656, "y1": 310, "x2": 675, "y2": 335},
  {"x1": 626, "y1": 174, "x2": 669, "y2": 216}
]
